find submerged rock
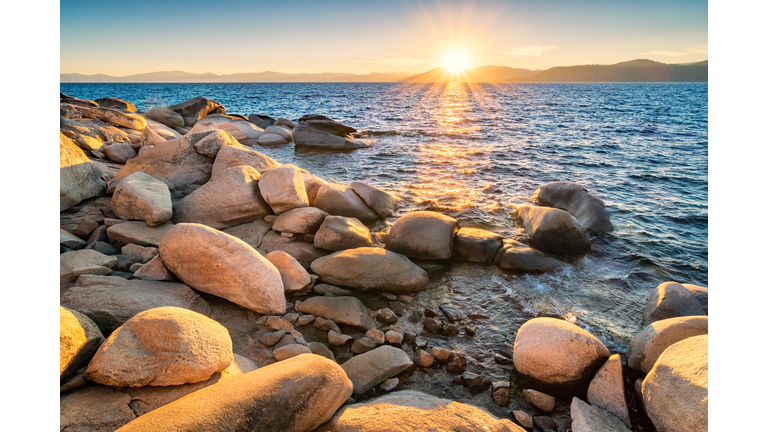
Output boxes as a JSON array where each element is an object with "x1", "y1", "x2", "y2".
[
  {"x1": 533, "y1": 182, "x2": 614, "y2": 234},
  {"x1": 494, "y1": 239, "x2": 567, "y2": 272}
]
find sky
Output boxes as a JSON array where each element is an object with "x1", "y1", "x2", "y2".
[{"x1": 60, "y1": 0, "x2": 708, "y2": 76}]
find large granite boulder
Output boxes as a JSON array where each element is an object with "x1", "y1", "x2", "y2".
[
  {"x1": 111, "y1": 171, "x2": 173, "y2": 227},
  {"x1": 172, "y1": 165, "x2": 271, "y2": 229},
  {"x1": 272, "y1": 207, "x2": 329, "y2": 234},
  {"x1": 60, "y1": 249, "x2": 117, "y2": 283},
  {"x1": 79, "y1": 105, "x2": 147, "y2": 131},
  {"x1": 60, "y1": 306, "x2": 104, "y2": 384},
  {"x1": 314, "y1": 216, "x2": 373, "y2": 251},
  {"x1": 60, "y1": 275, "x2": 212, "y2": 331},
  {"x1": 349, "y1": 181, "x2": 399, "y2": 218},
  {"x1": 146, "y1": 107, "x2": 185, "y2": 128},
  {"x1": 258, "y1": 166, "x2": 310, "y2": 214},
  {"x1": 310, "y1": 247, "x2": 429, "y2": 292},
  {"x1": 533, "y1": 182, "x2": 614, "y2": 234},
  {"x1": 627, "y1": 315, "x2": 708, "y2": 373},
  {"x1": 94, "y1": 97, "x2": 137, "y2": 112},
  {"x1": 642, "y1": 282, "x2": 706, "y2": 326},
  {"x1": 210, "y1": 145, "x2": 281, "y2": 177},
  {"x1": 316, "y1": 390, "x2": 524, "y2": 432},
  {"x1": 111, "y1": 130, "x2": 242, "y2": 191},
  {"x1": 512, "y1": 205, "x2": 591, "y2": 255},
  {"x1": 385, "y1": 211, "x2": 459, "y2": 260},
  {"x1": 297, "y1": 115, "x2": 357, "y2": 136},
  {"x1": 84, "y1": 307, "x2": 233, "y2": 387},
  {"x1": 642, "y1": 335, "x2": 708, "y2": 432},
  {"x1": 292, "y1": 124, "x2": 367, "y2": 149},
  {"x1": 296, "y1": 296, "x2": 376, "y2": 330},
  {"x1": 303, "y1": 172, "x2": 327, "y2": 206},
  {"x1": 341, "y1": 345, "x2": 413, "y2": 394},
  {"x1": 168, "y1": 96, "x2": 224, "y2": 127},
  {"x1": 159, "y1": 223, "x2": 286, "y2": 314},
  {"x1": 265, "y1": 251, "x2": 311, "y2": 292},
  {"x1": 314, "y1": 183, "x2": 378, "y2": 223},
  {"x1": 454, "y1": 227, "x2": 504, "y2": 263},
  {"x1": 60, "y1": 132, "x2": 108, "y2": 211},
  {"x1": 682, "y1": 283, "x2": 708, "y2": 314},
  {"x1": 586, "y1": 354, "x2": 631, "y2": 427},
  {"x1": 493, "y1": 239, "x2": 566, "y2": 273},
  {"x1": 513, "y1": 317, "x2": 610, "y2": 388},
  {"x1": 106, "y1": 221, "x2": 175, "y2": 247},
  {"x1": 60, "y1": 386, "x2": 136, "y2": 432},
  {"x1": 115, "y1": 354, "x2": 353, "y2": 432}
]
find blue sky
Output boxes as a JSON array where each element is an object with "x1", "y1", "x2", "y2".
[{"x1": 60, "y1": 0, "x2": 707, "y2": 75}]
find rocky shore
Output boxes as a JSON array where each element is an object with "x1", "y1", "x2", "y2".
[{"x1": 60, "y1": 94, "x2": 708, "y2": 431}]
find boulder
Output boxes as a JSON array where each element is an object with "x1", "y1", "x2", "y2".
[
  {"x1": 159, "y1": 223, "x2": 286, "y2": 314},
  {"x1": 523, "y1": 389, "x2": 556, "y2": 412},
  {"x1": 258, "y1": 133, "x2": 289, "y2": 146},
  {"x1": 60, "y1": 249, "x2": 117, "y2": 283},
  {"x1": 303, "y1": 172, "x2": 327, "y2": 205},
  {"x1": 533, "y1": 182, "x2": 614, "y2": 234},
  {"x1": 385, "y1": 211, "x2": 459, "y2": 260},
  {"x1": 297, "y1": 115, "x2": 357, "y2": 136},
  {"x1": 115, "y1": 354, "x2": 353, "y2": 432},
  {"x1": 168, "y1": 96, "x2": 224, "y2": 127},
  {"x1": 276, "y1": 118, "x2": 296, "y2": 128},
  {"x1": 60, "y1": 275, "x2": 211, "y2": 331},
  {"x1": 341, "y1": 345, "x2": 413, "y2": 394},
  {"x1": 316, "y1": 390, "x2": 524, "y2": 432},
  {"x1": 60, "y1": 306, "x2": 104, "y2": 384},
  {"x1": 494, "y1": 239, "x2": 567, "y2": 272},
  {"x1": 141, "y1": 124, "x2": 167, "y2": 147},
  {"x1": 513, "y1": 317, "x2": 610, "y2": 388},
  {"x1": 292, "y1": 124, "x2": 367, "y2": 149},
  {"x1": 146, "y1": 107, "x2": 185, "y2": 128},
  {"x1": 570, "y1": 397, "x2": 631, "y2": 432},
  {"x1": 263, "y1": 125, "x2": 292, "y2": 141},
  {"x1": 314, "y1": 182, "x2": 378, "y2": 223},
  {"x1": 111, "y1": 171, "x2": 172, "y2": 227},
  {"x1": 627, "y1": 315, "x2": 708, "y2": 373},
  {"x1": 172, "y1": 165, "x2": 271, "y2": 229},
  {"x1": 259, "y1": 230, "x2": 330, "y2": 268},
  {"x1": 211, "y1": 145, "x2": 281, "y2": 177},
  {"x1": 682, "y1": 283, "x2": 708, "y2": 314},
  {"x1": 111, "y1": 130, "x2": 242, "y2": 191},
  {"x1": 145, "y1": 120, "x2": 182, "y2": 140},
  {"x1": 642, "y1": 282, "x2": 706, "y2": 326},
  {"x1": 222, "y1": 218, "x2": 272, "y2": 250},
  {"x1": 513, "y1": 205, "x2": 591, "y2": 255},
  {"x1": 80, "y1": 105, "x2": 147, "y2": 130},
  {"x1": 586, "y1": 354, "x2": 631, "y2": 427},
  {"x1": 60, "y1": 93, "x2": 99, "y2": 107},
  {"x1": 454, "y1": 227, "x2": 504, "y2": 263},
  {"x1": 60, "y1": 386, "x2": 136, "y2": 432},
  {"x1": 642, "y1": 335, "x2": 708, "y2": 432},
  {"x1": 94, "y1": 97, "x2": 136, "y2": 112},
  {"x1": 214, "y1": 120, "x2": 263, "y2": 145},
  {"x1": 133, "y1": 255, "x2": 178, "y2": 281},
  {"x1": 248, "y1": 114, "x2": 276, "y2": 128},
  {"x1": 258, "y1": 166, "x2": 310, "y2": 214},
  {"x1": 60, "y1": 133, "x2": 108, "y2": 211},
  {"x1": 349, "y1": 181, "x2": 399, "y2": 218},
  {"x1": 273, "y1": 207, "x2": 329, "y2": 234},
  {"x1": 60, "y1": 228, "x2": 87, "y2": 250},
  {"x1": 265, "y1": 251, "x2": 311, "y2": 292},
  {"x1": 310, "y1": 247, "x2": 429, "y2": 292},
  {"x1": 296, "y1": 296, "x2": 376, "y2": 330},
  {"x1": 104, "y1": 141, "x2": 139, "y2": 163},
  {"x1": 314, "y1": 216, "x2": 373, "y2": 251},
  {"x1": 107, "y1": 221, "x2": 174, "y2": 247},
  {"x1": 274, "y1": 344, "x2": 313, "y2": 361},
  {"x1": 78, "y1": 117, "x2": 133, "y2": 143},
  {"x1": 84, "y1": 307, "x2": 233, "y2": 387}
]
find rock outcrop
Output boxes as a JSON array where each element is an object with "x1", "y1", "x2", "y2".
[{"x1": 627, "y1": 315, "x2": 708, "y2": 373}]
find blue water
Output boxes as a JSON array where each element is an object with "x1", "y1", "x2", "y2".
[{"x1": 61, "y1": 82, "x2": 708, "y2": 350}]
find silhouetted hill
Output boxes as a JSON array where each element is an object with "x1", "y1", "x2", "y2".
[
  {"x1": 60, "y1": 70, "x2": 413, "y2": 83},
  {"x1": 504, "y1": 59, "x2": 707, "y2": 82},
  {"x1": 402, "y1": 65, "x2": 539, "y2": 83}
]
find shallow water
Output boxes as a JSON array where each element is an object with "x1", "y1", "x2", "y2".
[{"x1": 62, "y1": 82, "x2": 707, "y2": 420}]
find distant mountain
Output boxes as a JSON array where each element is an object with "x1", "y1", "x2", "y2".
[
  {"x1": 402, "y1": 65, "x2": 539, "y2": 83},
  {"x1": 504, "y1": 59, "x2": 708, "y2": 82},
  {"x1": 60, "y1": 70, "x2": 414, "y2": 83}
]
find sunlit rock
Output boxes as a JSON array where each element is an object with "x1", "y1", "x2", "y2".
[
  {"x1": 79, "y1": 117, "x2": 133, "y2": 143},
  {"x1": 60, "y1": 249, "x2": 117, "y2": 283},
  {"x1": 586, "y1": 354, "x2": 631, "y2": 427},
  {"x1": 296, "y1": 296, "x2": 376, "y2": 330},
  {"x1": 60, "y1": 386, "x2": 136, "y2": 432},
  {"x1": 159, "y1": 223, "x2": 286, "y2": 314},
  {"x1": 264, "y1": 125, "x2": 292, "y2": 141},
  {"x1": 303, "y1": 172, "x2": 328, "y2": 205},
  {"x1": 258, "y1": 165, "x2": 310, "y2": 214},
  {"x1": 297, "y1": 114, "x2": 357, "y2": 136},
  {"x1": 273, "y1": 207, "x2": 329, "y2": 234},
  {"x1": 454, "y1": 227, "x2": 504, "y2": 263},
  {"x1": 642, "y1": 335, "x2": 708, "y2": 432},
  {"x1": 111, "y1": 171, "x2": 172, "y2": 227},
  {"x1": 642, "y1": 281, "x2": 706, "y2": 326},
  {"x1": 60, "y1": 306, "x2": 104, "y2": 384},
  {"x1": 494, "y1": 239, "x2": 566, "y2": 272},
  {"x1": 310, "y1": 247, "x2": 429, "y2": 292},
  {"x1": 341, "y1": 345, "x2": 413, "y2": 394},
  {"x1": 79, "y1": 105, "x2": 147, "y2": 131},
  {"x1": 146, "y1": 107, "x2": 185, "y2": 128},
  {"x1": 222, "y1": 218, "x2": 273, "y2": 250},
  {"x1": 533, "y1": 181, "x2": 614, "y2": 234},
  {"x1": 349, "y1": 181, "x2": 399, "y2": 218},
  {"x1": 314, "y1": 215, "x2": 373, "y2": 251},
  {"x1": 265, "y1": 250, "x2": 311, "y2": 292},
  {"x1": 314, "y1": 182, "x2": 379, "y2": 223},
  {"x1": 106, "y1": 221, "x2": 175, "y2": 247},
  {"x1": 512, "y1": 205, "x2": 591, "y2": 255},
  {"x1": 627, "y1": 315, "x2": 708, "y2": 373},
  {"x1": 94, "y1": 97, "x2": 136, "y2": 112},
  {"x1": 141, "y1": 124, "x2": 167, "y2": 147},
  {"x1": 60, "y1": 132, "x2": 108, "y2": 211},
  {"x1": 257, "y1": 132, "x2": 288, "y2": 145},
  {"x1": 385, "y1": 211, "x2": 459, "y2": 260},
  {"x1": 681, "y1": 283, "x2": 708, "y2": 314},
  {"x1": 211, "y1": 145, "x2": 281, "y2": 177},
  {"x1": 145, "y1": 119, "x2": 182, "y2": 139},
  {"x1": 168, "y1": 96, "x2": 225, "y2": 127},
  {"x1": 571, "y1": 397, "x2": 631, "y2": 432}
]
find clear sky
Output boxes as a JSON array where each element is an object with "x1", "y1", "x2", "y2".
[{"x1": 60, "y1": 0, "x2": 707, "y2": 76}]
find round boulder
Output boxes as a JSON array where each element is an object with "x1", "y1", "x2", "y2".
[
  {"x1": 84, "y1": 306, "x2": 233, "y2": 387},
  {"x1": 512, "y1": 205, "x2": 591, "y2": 255},
  {"x1": 111, "y1": 171, "x2": 172, "y2": 227},
  {"x1": 258, "y1": 166, "x2": 310, "y2": 214},
  {"x1": 642, "y1": 282, "x2": 706, "y2": 326},
  {"x1": 532, "y1": 181, "x2": 614, "y2": 234},
  {"x1": 627, "y1": 315, "x2": 708, "y2": 374},
  {"x1": 272, "y1": 206, "x2": 329, "y2": 234},
  {"x1": 385, "y1": 211, "x2": 459, "y2": 260},
  {"x1": 314, "y1": 216, "x2": 373, "y2": 251}
]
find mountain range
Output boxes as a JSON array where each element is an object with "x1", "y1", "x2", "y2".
[{"x1": 60, "y1": 59, "x2": 707, "y2": 83}]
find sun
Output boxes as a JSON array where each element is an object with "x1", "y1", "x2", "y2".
[{"x1": 442, "y1": 50, "x2": 471, "y2": 73}]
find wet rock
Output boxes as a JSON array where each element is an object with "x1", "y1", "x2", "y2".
[
  {"x1": 273, "y1": 344, "x2": 312, "y2": 361},
  {"x1": 84, "y1": 307, "x2": 233, "y2": 387},
  {"x1": 60, "y1": 386, "x2": 136, "y2": 432},
  {"x1": 292, "y1": 124, "x2": 367, "y2": 149},
  {"x1": 118, "y1": 354, "x2": 352, "y2": 432},
  {"x1": 314, "y1": 216, "x2": 373, "y2": 251},
  {"x1": 627, "y1": 315, "x2": 708, "y2": 374},
  {"x1": 329, "y1": 330, "x2": 353, "y2": 346},
  {"x1": 222, "y1": 218, "x2": 272, "y2": 250},
  {"x1": 258, "y1": 166, "x2": 310, "y2": 214},
  {"x1": 61, "y1": 228, "x2": 87, "y2": 250},
  {"x1": 423, "y1": 318, "x2": 443, "y2": 334},
  {"x1": 257, "y1": 133, "x2": 287, "y2": 145},
  {"x1": 494, "y1": 239, "x2": 567, "y2": 272},
  {"x1": 408, "y1": 309, "x2": 424, "y2": 323},
  {"x1": 462, "y1": 372, "x2": 492, "y2": 394},
  {"x1": 385, "y1": 211, "x2": 459, "y2": 260},
  {"x1": 492, "y1": 382, "x2": 511, "y2": 407},
  {"x1": 168, "y1": 96, "x2": 224, "y2": 127},
  {"x1": 414, "y1": 349, "x2": 435, "y2": 368},
  {"x1": 341, "y1": 345, "x2": 413, "y2": 394},
  {"x1": 60, "y1": 249, "x2": 117, "y2": 283},
  {"x1": 351, "y1": 337, "x2": 377, "y2": 354},
  {"x1": 523, "y1": 388, "x2": 556, "y2": 412},
  {"x1": 533, "y1": 182, "x2": 614, "y2": 234},
  {"x1": 447, "y1": 353, "x2": 467, "y2": 374},
  {"x1": 389, "y1": 301, "x2": 405, "y2": 316},
  {"x1": 297, "y1": 296, "x2": 376, "y2": 330},
  {"x1": 60, "y1": 307, "x2": 104, "y2": 384},
  {"x1": 349, "y1": 181, "x2": 399, "y2": 218},
  {"x1": 111, "y1": 171, "x2": 172, "y2": 227},
  {"x1": 310, "y1": 247, "x2": 429, "y2": 293},
  {"x1": 413, "y1": 336, "x2": 429, "y2": 350},
  {"x1": 513, "y1": 317, "x2": 610, "y2": 388},
  {"x1": 439, "y1": 303, "x2": 465, "y2": 322},
  {"x1": 571, "y1": 397, "x2": 631, "y2": 432},
  {"x1": 442, "y1": 322, "x2": 459, "y2": 336},
  {"x1": 60, "y1": 133, "x2": 108, "y2": 211},
  {"x1": 273, "y1": 206, "x2": 329, "y2": 234},
  {"x1": 513, "y1": 410, "x2": 534, "y2": 429},
  {"x1": 513, "y1": 205, "x2": 591, "y2": 255},
  {"x1": 453, "y1": 227, "x2": 505, "y2": 263},
  {"x1": 316, "y1": 390, "x2": 524, "y2": 432},
  {"x1": 533, "y1": 415, "x2": 558, "y2": 432},
  {"x1": 377, "y1": 308, "x2": 398, "y2": 324},
  {"x1": 586, "y1": 354, "x2": 631, "y2": 427},
  {"x1": 263, "y1": 125, "x2": 292, "y2": 142},
  {"x1": 642, "y1": 335, "x2": 708, "y2": 432},
  {"x1": 265, "y1": 250, "x2": 311, "y2": 292},
  {"x1": 314, "y1": 182, "x2": 378, "y2": 223},
  {"x1": 424, "y1": 306, "x2": 441, "y2": 318},
  {"x1": 642, "y1": 281, "x2": 706, "y2": 326},
  {"x1": 159, "y1": 223, "x2": 285, "y2": 314}
]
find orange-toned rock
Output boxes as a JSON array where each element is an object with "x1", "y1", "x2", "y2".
[
  {"x1": 60, "y1": 306, "x2": 104, "y2": 384},
  {"x1": 314, "y1": 182, "x2": 378, "y2": 223},
  {"x1": 265, "y1": 250, "x2": 311, "y2": 292},
  {"x1": 258, "y1": 166, "x2": 310, "y2": 214},
  {"x1": 84, "y1": 307, "x2": 233, "y2": 387},
  {"x1": 60, "y1": 386, "x2": 136, "y2": 432},
  {"x1": 310, "y1": 247, "x2": 429, "y2": 292},
  {"x1": 211, "y1": 145, "x2": 281, "y2": 176},
  {"x1": 314, "y1": 216, "x2": 373, "y2": 251},
  {"x1": 385, "y1": 211, "x2": 459, "y2": 260},
  {"x1": 642, "y1": 282, "x2": 705, "y2": 326},
  {"x1": 586, "y1": 354, "x2": 630, "y2": 427},
  {"x1": 111, "y1": 171, "x2": 172, "y2": 227},
  {"x1": 60, "y1": 132, "x2": 108, "y2": 211},
  {"x1": 627, "y1": 315, "x2": 708, "y2": 373},
  {"x1": 513, "y1": 205, "x2": 591, "y2": 255}
]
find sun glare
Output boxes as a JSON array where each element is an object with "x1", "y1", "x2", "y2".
[{"x1": 442, "y1": 50, "x2": 471, "y2": 73}]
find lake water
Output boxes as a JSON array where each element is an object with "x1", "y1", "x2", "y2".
[{"x1": 61, "y1": 82, "x2": 708, "y2": 419}]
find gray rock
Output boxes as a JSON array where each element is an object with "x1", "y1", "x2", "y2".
[
  {"x1": 297, "y1": 296, "x2": 376, "y2": 330},
  {"x1": 494, "y1": 239, "x2": 567, "y2": 272},
  {"x1": 385, "y1": 211, "x2": 459, "y2": 260},
  {"x1": 513, "y1": 205, "x2": 591, "y2": 255},
  {"x1": 60, "y1": 133, "x2": 108, "y2": 211},
  {"x1": 351, "y1": 337, "x2": 377, "y2": 354},
  {"x1": 349, "y1": 181, "x2": 399, "y2": 218},
  {"x1": 627, "y1": 315, "x2": 708, "y2": 374},
  {"x1": 106, "y1": 221, "x2": 175, "y2": 247},
  {"x1": 292, "y1": 124, "x2": 367, "y2": 149},
  {"x1": 571, "y1": 397, "x2": 631, "y2": 432},
  {"x1": 341, "y1": 345, "x2": 413, "y2": 394},
  {"x1": 453, "y1": 227, "x2": 504, "y2": 263},
  {"x1": 272, "y1": 206, "x2": 329, "y2": 234},
  {"x1": 533, "y1": 182, "x2": 614, "y2": 234},
  {"x1": 273, "y1": 344, "x2": 312, "y2": 361},
  {"x1": 314, "y1": 216, "x2": 373, "y2": 251},
  {"x1": 586, "y1": 354, "x2": 631, "y2": 427},
  {"x1": 60, "y1": 249, "x2": 118, "y2": 284},
  {"x1": 60, "y1": 228, "x2": 87, "y2": 250},
  {"x1": 104, "y1": 142, "x2": 138, "y2": 163},
  {"x1": 111, "y1": 172, "x2": 172, "y2": 227}
]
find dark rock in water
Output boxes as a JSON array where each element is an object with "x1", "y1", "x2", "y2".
[
  {"x1": 169, "y1": 96, "x2": 225, "y2": 127},
  {"x1": 533, "y1": 181, "x2": 614, "y2": 234},
  {"x1": 462, "y1": 372, "x2": 491, "y2": 395},
  {"x1": 424, "y1": 306, "x2": 441, "y2": 318},
  {"x1": 389, "y1": 301, "x2": 405, "y2": 316},
  {"x1": 413, "y1": 336, "x2": 429, "y2": 350},
  {"x1": 298, "y1": 114, "x2": 357, "y2": 136},
  {"x1": 248, "y1": 114, "x2": 276, "y2": 128},
  {"x1": 95, "y1": 97, "x2": 136, "y2": 112},
  {"x1": 442, "y1": 323, "x2": 459, "y2": 336},
  {"x1": 409, "y1": 309, "x2": 424, "y2": 323},
  {"x1": 453, "y1": 227, "x2": 504, "y2": 263},
  {"x1": 494, "y1": 351, "x2": 514, "y2": 365},
  {"x1": 464, "y1": 325, "x2": 476, "y2": 336},
  {"x1": 494, "y1": 239, "x2": 567, "y2": 273},
  {"x1": 491, "y1": 382, "x2": 511, "y2": 407},
  {"x1": 513, "y1": 205, "x2": 591, "y2": 255},
  {"x1": 423, "y1": 318, "x2": 443, "y2": 334},
  {"x1": 293, "y1": 124, "x2": 367, "y2": 149},
  {"x1": 533, "y1": 416, "x2": 558, "y2": 432},
  {"x1": 439, "y1": 304, "x2": 465, "y2": 322},
  {"x1": 447, "y1": 353, "x2": 467, "y2": 374},
  {"x1": 385, "y1": 211, "x2": 459, "y2": 260}
]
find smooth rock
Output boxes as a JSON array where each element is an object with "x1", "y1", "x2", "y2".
[
  {"x1": 297, "y1": 296, "x2": 376, "y2": 330},
  {"x1": 314, "y1": 216, "x2": 373, "y2": 251},
  {"x1": 60, "y1": 133, "x2": 108, "y2": 211},
  {"x1": 310, "y1": 247, "x2": 429, "y2": 292},
  {"x1": 121, "y1": 244, "x2": 158, "y2": 263},
  {"x1": 60, "y1": 306, "x2": 104, "y2": 384},
  {"x1": 168, "y1": 96, "x2": 224, "y2": 127},
  {"x1": 60, "y1": 249, "x2": 117, "y2": 283},
  {"x1": 222, "y1": 218, "x2": 272, "y2": 250},
  {"x1": 61, "y1": 228, "x2": 87, "y2": 250},
  {"x1": 366, "y1": 329, "x2": 386, "y2": 344},
  {"x1": 642, "y1": 281, "x2": 706, "y2": 326},
  {"x1": 265, "y1": 250, "x2": 312, "y2": 292},
  {"x1": 258, "y1": 166, "x2": 310, "y2": 214},
  {"x1": 73, "y1": 219, "x2": 99, "y2": 238},
  {"x1": 341, "y1": 345, "x2": 413, "y2": 394},
  {"x1": 81, "y1": 105, "x2": 146, "y2": 130},
  {"x1": 292, "y1": 124, "x2": 367, "y2": 149},
  {"x1": 146, "y1": 107, "x2": 185, "y2": 128},
  {"x1": 211, "y1": 145, "x2": 281, "y2": 177},
  {"x1": 627, "y1": 315, "x2": 708, "y2": 374},
  {"x1": 385, "y1": 211, "x2": 459, "y2": 260},
  {"x1": 329, "y1": 330, "x2": 353, "y2": 346},
  {"x1": 274, "y1": 344, "x2": 313, "y2": 361},
  {"x1": 60, "y1": 386, "x2": 136, "y2": 432},
  {"x1": 111, "y1": 172, "x2": 172, "y2": 227},
  {"x1": 107, "y1": 221, "x2": 174, "y2": 247},
  {"x1": 533, "y1": 182, "x2": 614, "y2": 234},
  {"x1": 571, "y1": 397, "x2": 631, "y2": 432},
  {"x1": 586, "y1": 354, "x2": 631, "y2": 427},
  {"x1": 523, "y1": 388, "x2": 556, "y2": 412},
  {"x1": 132, "y1": 255, "x2": 178, "y2": 281},
  {"x1": 104, "y1": 142, "x2": 139, "y2": 163},
  {"x1": 257, "y1": 133, "x2": 288, "y2": 145},
  {"x1": 351, "y1": 337, "x2": 377, "y2": 354},
  {"x1": 513, "y1": 205, "x2": 591, "y2": 255},
  {"x1": 494, "y1": 239, "x2": 567, "y2": 272},
  {"x1": 141, "y1": 124, "x2": 167, "y2": 147},
  {"x1": 513, "y1": 410, "x2": 534, "y2": 429},
  {"x1": 349, "y1": 181, "x2": 399, "y2": 218},
  {"x1": 314, "y1": 182, "x2": 378, "y2": 223},
  {"x1": 454, "y1": 227, "x2": 505, "y2": 263},
  {"x1": 94, "y1": 97, "x2": 136, "y2": 112},
  {"x1": 385, "y1": 330, "x2": 404, "y2": 345},
  {"x1": 307, "y1": 341, "x2": 335, "y2": 361},
  {"x1": 682, "y1": 283, "x2": 708, "y2": 314},
  {"x1": 303, "y1": 172, "x2": 327, "y2": 206},
  {"x1": 273, "y1": 206, "x2": 329, "y2": 234}
]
